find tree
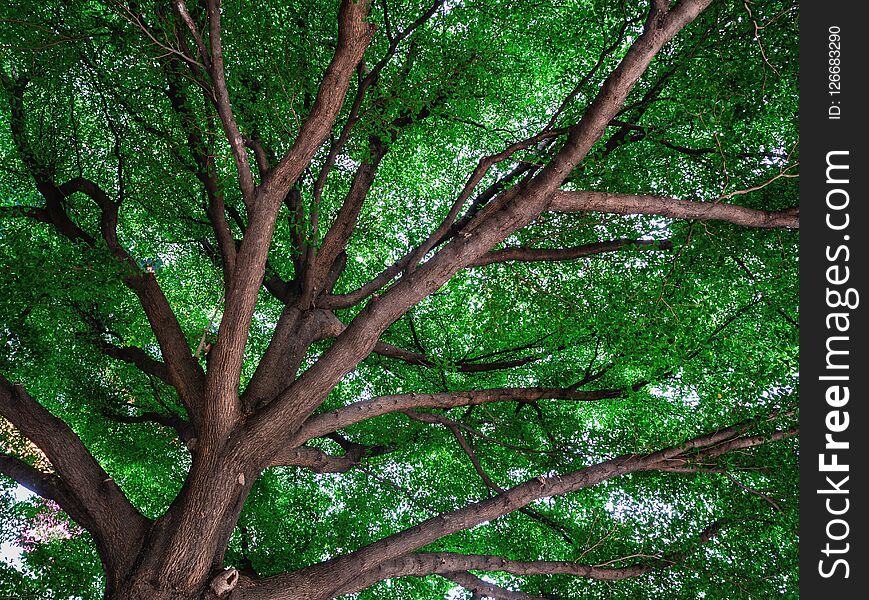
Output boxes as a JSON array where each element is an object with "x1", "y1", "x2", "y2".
[{"x1": 0, "y1": 0, "x2": 799, "y2": 598}]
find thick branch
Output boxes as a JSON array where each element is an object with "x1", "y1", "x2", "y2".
[
  {"x1": 101, "y1": 409, "x2": 193, "y2": 443},
  {"x1": 307, "y1": 0, "x2": 443, "y2": 219},
  {"x1": 99, "y1": 343, "x2": 171, "y2": 384},
  {"x1": 245, "y1": 0, "x2": 714, "y2": 458},
  {"x1": 470, "y1": 239, "x2": 673, "y2": 267},
  {"x1": 4, "y1": 79, "x2": 205, "y2": 417},
  {"x1": 291, "y1": 387, "x2": 628, "y2": 448},
  {"x1": 242, "y1": 308, "x2": 343, "y2": 411},
  {"x1": 549, "y1": 191, "x2": 799, "y2": 228},
  {"x1": 0, "y1": 454, "x2": 91, "y2": 526},
  {"x1": 271, "y1": 433, "x2": 390, "y2": 472},
  {"x1": 0, "y1": 377, "x2": 148, "y2": 577},
  {"x1": 203, "y1": 0, "x2": 373, "y2": 443},
  {"x1": 338, "y1": 520, "x2": 721, "y2": 596},
  {"x1": 269, "y1": 446, "x2": 358, "y2": 474},
  {"x1": 341, "y1": 523, "x2": 720, "y2": 596},
  {"x1": 261, "y1": 0, "x2": 374, "y2": 198},
  {"x1": 304, "y1": 6, "x2": 445, "y2": 303},
  {"x1": 443, "y1": 571, "x2": 548, "y2": 600},
  {"x1": 239, "y1": 410, "x2": 786, "y2": 600},
  {"x1": 308, "y1": 136, "x2": 388, "y2": 301},
  {"x1": 373, "y1": 341, "x2": 538, "y2": 372}
]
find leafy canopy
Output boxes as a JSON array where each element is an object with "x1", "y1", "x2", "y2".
[{"x1": 0, "y1": 0, "x2": 798, "y2": 598}]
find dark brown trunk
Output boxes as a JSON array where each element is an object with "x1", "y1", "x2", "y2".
[{"x1": 110, "y1": 446, "x2": 255, "y2": 600}]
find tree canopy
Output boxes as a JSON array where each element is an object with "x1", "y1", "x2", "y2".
[{"x1": 0, "y1": 1, "x2": 799, "y2": 598}]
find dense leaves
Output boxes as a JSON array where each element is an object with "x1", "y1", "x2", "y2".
[{"x1": 1, "y1": 1, "x2": 798, "y2": 598}]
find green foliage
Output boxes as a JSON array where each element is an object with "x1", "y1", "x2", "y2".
[{"x1": 0, "y1": 0, "x2": 798, "y2": 597}]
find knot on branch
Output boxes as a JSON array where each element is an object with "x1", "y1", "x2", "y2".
[{"x1": 209, "y1": 568, "x2": 239, "y2": 597}]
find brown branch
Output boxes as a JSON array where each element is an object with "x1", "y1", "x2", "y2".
[
  {"x1": 373, "y1": 341, "x2": 539, "y2": 372},
  {"x1": 316, "y1": 254, "x2": 408, "y2": 310},
  {"x1": 544, "y1": 16, "x2": 635, "y2": 132},
  {"x1": 271, "y1": 433, "x2": 390, "y2": 472},
  {"x1": 101, "y1": 409, "x2": 193, "y2": 444},
  {"x1": 174, "y1": 0, "x2": 209, "y2": 68},
  {"x1": 316, "y1": 129, "x2": 567, "y2": 311},
  {"x1": 245, "y1": 0, "x2": 715, "y2": 458},
  {"x1": 161, "y1": 56, "x2": 238, "y2": 285},
  {"x1": 99, "y1": 343, "x2": 172, "y2": 384},
  {"x1": 290, "y1": 387, "x2": 629, "y2": 448},
  {"x1": 205, "y1": 0, "x2": 256, "y2": 204},
  {"x1": 400, "y1": 410, "x2": 563, "y2": 457},
  {"x1": 307, "y1": 135, "x2": 388, "y2": 302},
  {"x1": 243, "y1": 409, "x2": 778, "y2": 599},
  {"x1": 722, "y1": 472, "x2": 783, "y2": 512},
  {"x1": 549, "y1": 191, "x2": 799, "y2": 229},
  {"x1": 718, "y1": 164, "x2": 798, "y2": 202},
  {"x1": 269, "y1": 446, "x2": 359, "y2": 474},
  {"x1": 304, "y1": 3, "x2": 444, "y2": 301},
  {"x1": 3, "y1": 78, "x2": 206, "y2": 418},
  {"x1": 0, "y1": 376, "x2": 149, "y2": 579},
  {"x1": 337, "y1": 520, "x2": 720, "y2": 597},
  {"x1": 606, "y1": 119, "x2": 786, "y2": 161},
  {"x1": 470, "y1": 239, "x2": 673, "y2": 267},
  {"x1": 121, "y1": 274, "x2": 206, "y2": 419},
  {"x1": 308, "y1": 0, "x2": 443, "y2": 215},
  {"x1": 203, "y1": 0, "x2": 374, "y2": 444},
  {"x1": 245, "y1": 137, "x2": 272, "y2": 179},
  {"x1": 260, "y1": 0, "x2": 374, "y2": 198},
  {"x1": 241, "y1": 307, "x2": 344, "y2": 412},
  {"x1": 407, "y1": 129, "x2": 568, "y2": 273},
  {"x1": 113, "y1": 2, "x2": 204, "y2": 70},
  {"x1": 407, "y1": 409, "x2": 581, "y2": 547},
  {"x1": 0, "y1": 453, "x2": 90, "y2": 525},
  {"x1": 439, "y1": 413, "x2": 502, "y2": 492}
]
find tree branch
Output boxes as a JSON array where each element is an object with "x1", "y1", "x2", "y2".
[
  {"x1": 241, "y1": 308, "x2": 343, "y2": 411},
  {"x1": 161, "y1": 62, "x2": 238, "y2": 286},
  {"x1": 245, "y1": 0, "x2": 715, "y2": 458},
  {"x1": 101, "y1": 409, "x2": 193, "y2": 444},
  {"x1": 241, "y1": 408, "x2": 783, "y2": 599},
  {"x1": 338, "y1": 519, "x2": 721, "y2": 595},
  {"x1": 443, "y1": 571, "x2": 549, "y2": 600},
  {"x1": 289, "y1": 386, "x2": 631, "y2": 448},
  {"x1": 316, "y1": 129, "x2": 566, "y2": 311},
  {"x1": 205, "y1": 0, "x2": 256, "y2": 204},
  {"x1": 3, "y1": 77, "x2": 206, "y2": 418},
  {"x1": 549, "y1": 191, "x2": 799, "y2": 228},
  {"x1": 77, "y1": 310, "x2": 174, "y2": 384},
  {"x1": 304, "y1": 3, "x2": 444, "y2": 302},
  {"x1": 407, "y1": 409, "x2": 583, "y2": 547},
  {"x1": 99, "y1": 343, "x2": 172, "y2": 384},
  {"x1": 202, "y1": 0, "x2": 374, "y2": 443},
  {"x1": 340, "y1": 524, "x2": 720, "y2": 596},
  {"x1": 271, "y1": 432, "x2": 391, "y2": 472},
  {"x1": 0, "y1": 453, "x2": 90, "y2": 525},
  {"x1": 470, "y1": 239, "x2": 673, "y2": 267},
  {"x1": 268, "y1": 446, "x2": 358, "y2": 474},
  {"x1": 174, "y1": 0, "x2": 209, "y2": 68},
  {"x1": 260, "y1": 0, "x2": 374, "y2": 198},
  {"x1": 0, "y1": 376, "x2": 149, "y2": 579},
  {"x1": 372, "y1": 341, "x2": 540, "y2": 372},
  {"x1": 307, "y1": 135, "x2": 387, "y2": 302}
]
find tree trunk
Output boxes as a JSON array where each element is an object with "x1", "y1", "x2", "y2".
[
  {"x1": 108, "y1": 312, "x2": 324, "y2": 600},
  {"x1": 111, "y1": 451, "x2": 255, "y2": 600}
]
